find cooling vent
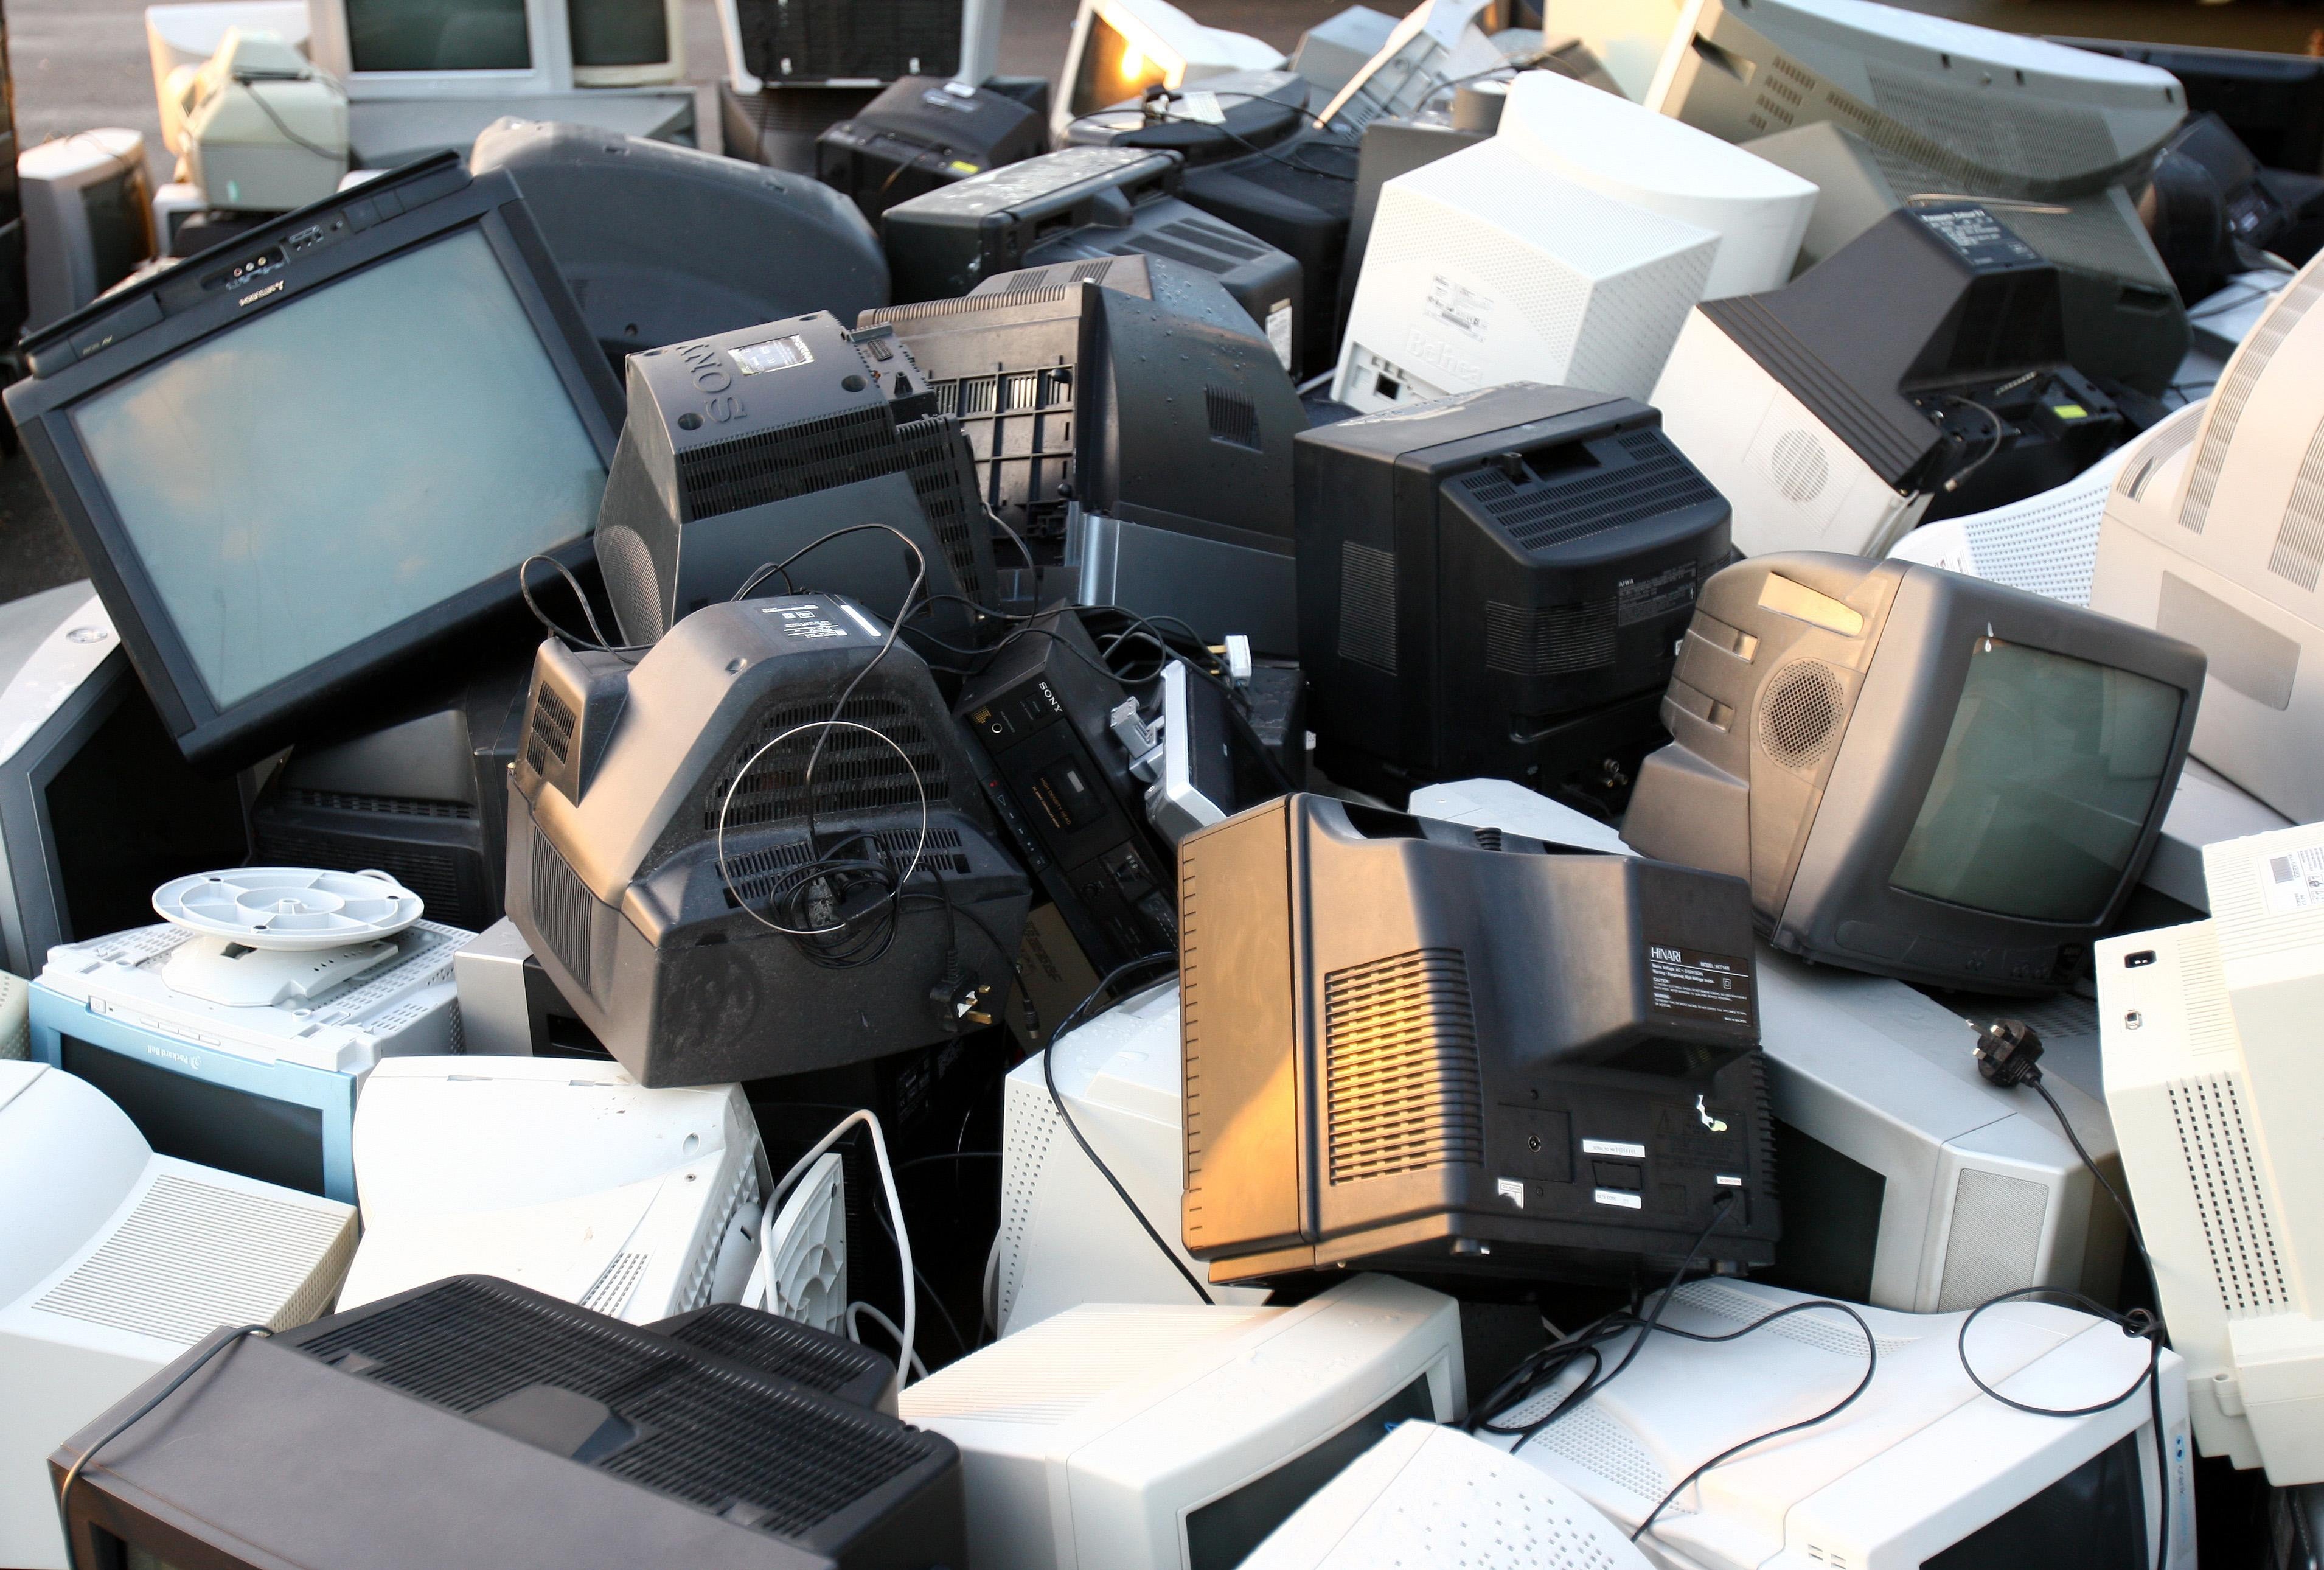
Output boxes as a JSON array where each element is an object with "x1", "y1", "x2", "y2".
[
  {"x1": 528, "y1": 684, "x2": 576, "y2": 778},
  {"x1": 1472, "y1": 826, "x2": 1504, "y2": 851},
  {"x1": 2266, "y1": 420, "x2": 2324, "y2": 591},
  {"x1": 1484, "y1": 599, "x2": 1618, "y2": 677},
  {"x1": 35, "y1": 1174, "x2": 353, "y2": 1343},
  {"x1": 1521, "y1": 1405, "x2": 1671, "y2": 1504},
  {"x1": 1672, "y1": 1279, "x2": 1915, "y2": 1356},
  {"x1": 1337, "y1": 542, "x2": 1399, "y2": 673},
  {"x1": 1768, "y1": 428, "x2": 1831, "y2": 503},
  {"x1": 1453, "y1": 433, "x2": 1719, "y2": 556},
  {"x1": 299, "y1": 1278, "x2": 941, "y2": 1538},
  {"x1": 659, "y1": 1303, "x2": 891, "y2": 1397},
  {"x1": 1205, "y1": 389, "x2": 1261, "y2": 451},
  {"x1": 675, "y1": 405, "x2": 904, "y2": 522},
  {"x1": 2166, "y1": 1073, "x2": 2291, "y2": 1314},
  {"x1": 529, "y1": 834, "x2": 597, "y2": 992},
  {"x1": 2121, "y1": 410, "x2": 2200, "y2": 501},
  {"x1": 1756, "y1": 661, "x2": 1848, "y2": 770},
  {"x1": 721, "y1": 829, "x2": 970, "y2": 909},
  {"x1": 582, "y1": 1252, "x2": 651, "y2": 1318},
  {"x1": 249, "y1": 828, "x2": 473, "y2": 928},
  {"x1": 896, "y1": 415, "x2": 992, "y2": 602},
  {"x1": 281, "y1": 788, "x2": 476, "y2": 820},
  {"x1": 1325, "y1": 949, "x2": 1485, "y2": 1184},
  {"x1": 2182, "y1": 266, "x2": 2324, "y2": 536},
  {"x1": 1181, "y1": 847, "x2": 1209, "y2": 1208},
  {"x1": 995, "y1": 1074, "x2": 1060, "y2": 1323},
  {"x1": 702, "y1": 695, "x2": 950, "y2": 833},
  {"x1": 743, "y1": 0, "x2": 963, "y2": 83}
]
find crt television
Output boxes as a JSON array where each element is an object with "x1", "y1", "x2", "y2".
[
  {"x1": 1624, "y1": 552, "x2": 2205, "y2": 994},
  {"x1": 307, "y1": 0, "x2": 688, "y2": 97},
  {"x1": 5, "y1": 153, "x2": 623, "y2": 771}
]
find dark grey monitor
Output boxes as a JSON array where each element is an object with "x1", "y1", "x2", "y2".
[
  {"x1": 5, "y1": 154, "x2": 624, "y2": 772},
  {"x1": 1623, "y1": 553, "x2": 2205, "y2": 994},
  {"x1": 469, "y1": 117, "x2": 889, "y2": 370}
]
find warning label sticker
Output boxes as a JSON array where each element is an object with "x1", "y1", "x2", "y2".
[
  {"x1": 1266, "y1": 301, "x2": 1295, "y2": 371},
  {"x1": 1425, "y1": 275, "x2": 1495, "y2": 343},
  {"x1": 2262, "y1": 845, "x2": 2324, "y2": 915},
  {"x1": 1647, "y1": 945, "x2": 1754, "y2": 1030},
  {"x1": 1617, "y1": 562, "x2": 1698, "y2": 627}
]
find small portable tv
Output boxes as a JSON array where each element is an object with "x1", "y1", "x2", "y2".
[
  {"x1": 1410, "y1": 776, "x2": 2132, "y2": 1317},
  {"x1": 590, "y1": 313, "x2": 995, "y2": 653},
  {"x1": 994, "y1": 980, "x2": 1268, "y2": 1336},
  {"x1": 2100, "y1": 826, "x2": 2324, "y2": 1484},
  {"x1": 52, "y1": 1275, "x2": 966, "y2": 1570},
  {"x1": 470, "y1": 117, "x2": 889, "y2": 369},
  {"x1": 2089, "y1": 248, "x2": 2324, "y2": 825},
  {"x1": 2, "y1": 1059, "x2": 355, "y2": 1570},
  {"x1": 1178, "y1": 793, "x2": 1780, "y2": 1286},
  {"x1": 1650, "y1": 204, "x2": 2124, "y2": 557},
  {"x1": 19, "y1": 127, "x2": 155, "y2": 332},
  {"x1": 30, "y1": 868, "x2": 471, "y2": 1204},
  {"x1": 1293, "y1": 383, "x2": 1731, "y2": 809},
  {"x1": 816, "y1": 77, "x2": 1045, "y2": 222},
  {"x1": 506, "y1": 594, "x2": 1029, "y2": 1086},
  {"x1": 899, "y1": 1274, "x2": 1461, "y2": 1570},
  {"x1": 1510, "y1": 1277, "x2": 2193, "y2": 1570},
  {"x1": 341, "y1": 1056, "x2": 769, "y2": 1325},
  {"x1": 1646, "y1": 0, "x2": 2187, "y2": 201},
  {"x1": 1052, "y1": 0, "x2": 1284, "y2": 141},
  {"x1": 5, "y1": 154, "x2": 624, "y2": 771},
  {"x1": 1624, "y1": 552, "x2": 2205, "y2": 994},
  {"x1": 867, "y1": 265, "x2": 1304, "y2": 647},
  {"x1": 308, "y1": 0, "x2": 688, "y2": 96}
]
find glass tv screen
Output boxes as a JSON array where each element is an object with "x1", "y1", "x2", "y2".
[
  {"x1": 570, "y1": 0, "x2": 669, "y2": 67},
  {"x1": 346, "y1": 0, "x2": 531, "y2": 72},
  {"x1": 1888, "y1": 640, "x2": 2182, "y2": 923},
  {"x1": 70, "y1": 226, "x2": 606, "y2": 710}
]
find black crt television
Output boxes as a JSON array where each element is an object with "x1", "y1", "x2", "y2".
[
  {"x1": 1177, "y1": 792, "x2": 1780, "y2": 1286},
  {"x1": 4, "y1": 153, "x2": 624, "y2": 773},
  {"x1": 1293, "y1": 383, "x2": 1732, "y2": 815},
  {"x1": 816, "y1": 77, "x2": 1046, "y2": 223},
  {"x1": 1623, "y1": 553, "x2": 2206, "y2": 994},
  {"x1": 52, "y1": 1276, "x2": 959, "y2": 1570},
  {"x1": 2054, "y1": 36, "x2": 2324, "y2": 173}
]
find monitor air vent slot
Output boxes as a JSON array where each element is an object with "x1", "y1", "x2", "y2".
[
  {"x1": 675, "y1": 404, "x2": 904, "y2": 522},
  {"x1": 529, "y1": 834, "x2": 597, "y2": 993},
  {"x1": 701, "y1": 695, "x2": 951, "y2": 832},
  {"x1": 2181, "y1": 265, "x2": 2324, "y2": 536},
  {"x1": 1325, "y1": 947, "x2": 1484, "y2": 1184},
  {"x1": 1484, "y1": 599, "x2": 1618, "y2": 677},
  {"x1": 1337, "y1": 541, "x2": 1398, "y2": 674},
  {"x1": 2266, "y1": 419, "x2": 2324, "y2": 591},
  {"x1": 1205, "y1": 389, "x2": 1261, "y2": 450},
  {"x1": 2167, "y1": 1072, "x2": 2290, "y2": 1314},
  {"x1": 658, "y1": 1302, "x2": 891, "y2": 1397}
]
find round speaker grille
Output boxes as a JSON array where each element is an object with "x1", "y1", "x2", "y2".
[
  {"x1": 1769, "y1": 428, "x2": 1831, "y2": 503},
  {"x1": 1757, "y1": 661, "x2": 1847, "y2": 770}
]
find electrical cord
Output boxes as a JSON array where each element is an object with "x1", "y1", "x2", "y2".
[
  {"x1": 1940, "y1": 393, "x2": 2008, "y2": 495},
  {"x1": 517, "y1": 553, "x2": 653, "y2": 659},
  {"x1": 237, "y1": 75, "x2": 346, "y2": 164},
  {"x1": 759, "y1": 1109, "x2": 916, "y2": 1383},
  {"x1": 55, "y1": 1324, "x2": 271, "y2": 1569},
  {"x1": 1064, "y1": 89, "x2": 1360, "y2": 183},
  {"x1": 1040, "y1": 953, "x2": 1211, "y2": 1305},
  {"x1": 847, "y1": 1302, "x2": 930, "y2": 1380}
]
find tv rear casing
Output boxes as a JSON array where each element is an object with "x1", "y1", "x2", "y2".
[
  {"x1": 1178, "y1": 794, "x2": 1780, "y2": 1285},
  {"x1": 506, "y1": 596, "x2": 1029, "y2": 1086},
  {"x1": 815, "y1": 77, "x2": 1045, "y2": 222},
  {"x1": 3, "y1": 154, "x2": 624, "y2": 772},
  {"x1": 1293, "y1": 383, "x2": 1731, "y2": 801},
  {"x1": 1624, "y1": 553, "x2": 2205, "y2": 993}
]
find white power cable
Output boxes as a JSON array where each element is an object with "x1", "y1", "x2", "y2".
[{"x1": 759, "y1": 1109, "x2": 916, "y2": 1383}]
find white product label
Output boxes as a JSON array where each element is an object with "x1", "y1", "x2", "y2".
[
  {"x1": 1266, "y1": 302, "x2": 1294, "y2": 370},
  {"x1": 763, "y1": 602, "x2": 849, "y2": 640},
  {"x1": 2262, "y1": 846, "x2": 2324, "y2": 913},
  {"x1": 1178, "y1": 91, "x2": 1226, "y2": 124},
  {"x1": 1582, "y1": 1139, "x2": 1645, "y2": 1159},
  {"x1": 1593, "y1": 1188, "x2": 1644, "y2": 1210},
  {"x1": 1717, "y1": 1174, "x2": 1744, "y2": 1187},
  {"x1": 730, "y1": 333, "x2": 813, "y2": 375},
  {"x1": 1424, "y1": 274, "x2": 1494, "y2": 343},
  {"x1": 1495, "y1": 1177, "x2": 1525, "y2": 1207}
]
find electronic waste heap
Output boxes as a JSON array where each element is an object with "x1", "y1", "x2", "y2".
[{"x1": 10, "y1": 0, "x2": 2324, "y2": 1563}]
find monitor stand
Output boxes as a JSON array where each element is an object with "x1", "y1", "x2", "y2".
[{"x1": 348, "y1": 88, "x2": 697, "y2": 170}]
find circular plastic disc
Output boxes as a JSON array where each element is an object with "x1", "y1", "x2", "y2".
[{"x1": 151, "y1": 867, "x2": 425, "y2": 950}]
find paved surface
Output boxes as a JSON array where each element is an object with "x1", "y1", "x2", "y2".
[{"x1": 0, "y1": 0, "x2": 2310, "y2": 601}]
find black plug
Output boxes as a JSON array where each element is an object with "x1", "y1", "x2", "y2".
[{"x1": 1973, "y1": 1017, "x2": 2045, "y2": 1088}]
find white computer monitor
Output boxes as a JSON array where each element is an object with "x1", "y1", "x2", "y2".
[
  {"x1": 1541, "y1": 0, "x2": 1681, "y2": 102},
  {"x1": 994, "y1": 980, "x2": 1267, "y2": 1337},
  {"x1": 1314, "y1": 0, "x2": 1501, "y2": 133},
  {"x1": 1506, "y1": 1277, "x2": 2193, "y2": 1570},
  {"x1": 338, "y1": 1056, "x2": 768, "y2": 1324},
  {"x1": 19, "y1": 129, "x2": 154, "y2": 332},
  {"x1": 1242, "y1": 1420, "x2": 1652, "y2": 1569},
  {"x1": 1645, "y1": 0, "x2": 2185, "y2": 200},
  {"x1": 147, "y1": 2, "x2": 312, "y2": 152},
  {"x1": 901, "y1": 1274, "x2": 1464, "y2": 1570},
  {"x1": 306, "y1": 0, "x2": 686, "y2": 97},
  {"x1": 2089, "y1": 249, "x2": 2324, "y2": 826},
  {"x1": 0, "y1": 1060, "x2": 356, "y2": 1570},
  {"x1": 1054, "y1": 0, "x2": 1284, "y2": 139},
  {"x1": 1332, "y1": 136, "x2": 1716, "y2": 412},
  {"x1": 1408, "y1": 778, "x2": 2131, "y2": 1317},
  {"x1": 2100, "y1": 823, "x2": 2324, "y2": 1485},
  {"x1": 1495, "y1": 69, "x2": 1815, "y2": 300}
]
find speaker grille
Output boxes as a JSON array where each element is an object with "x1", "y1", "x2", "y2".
[
  {"x1": 2167, "y1": 1072, "x2": 2291, "y2": 1314},
  {"x1": 1935, "y1": 1168, "x2": 2049, "y2": 1311},
  {"x1": 1325, "y1": 948, "x2": 1484, "y2": 1184},
  {"x1": 1756, "y1": 661, "x2": 1848, "y2": 770},
  {"x1": 1768, "y1": 428, "x2": 1831, "y2": 503},
  {"x1": 1337, "y1": 541, "x2": 1398, "y2": 674},
  {"x1": 1484, "y1": 599, "x2": 1618, "y2": 677}
]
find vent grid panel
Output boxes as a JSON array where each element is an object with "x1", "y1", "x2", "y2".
[
  {"x1": 703, "y1": 696, "x2": 952, "y2": 833},
  {"x1": 529, "y1": 834, "x2": 597, "y2": 992},
  {"x1": 582, "y1": 1252, "x2": 651, "y2": 1319},
  {"x1": 2181, "y1": 266, "x2": 2324, "y2": 536},
  {"x1": 2267, "y1": 417, "x2": 2324, "y2": 591},
  {"x1": 660, "y1": 1303, "x2": 886, "y2": 1395},
  {"x1": 531, "y1": 685, "x2": 577, "y2": 775},
  {"x1": 996, "y1": 1073, "x2": 1060, "y2": 1322},
  {"x1": 721, "y1": 828, "x2": 970, "y2": 907},
  {"x1": 896, "y1": 415, "x2": 992, "y2": 601},
  {"x1": 2166, "y1": 1073, "x2": 2291, "y2": 1314},
  {"x1": 281, "y1": 788, "x2": 476, "y2": 820},
  {"x1": 1205, "y1": 389, "x2": 1261, "y2": 450},
  {"x1": 1337, "y1": 541, "x2": 1398, "y2": 674},
  {"x1": 1326, "y1": 948, "x2": 1484, "y2": 1184},
  {"x1": 675, "y1": 405, "x2": 905, "y2": 522},
  {"x1": 1484, "y1": 599, "x2": 1618, "y2": 676},
  {"x1": 1453, "y1": 436, "x2": 1718, "y2": 555}
]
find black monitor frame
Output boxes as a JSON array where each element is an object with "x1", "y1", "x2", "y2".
[{"x1": 5, "y1": 154, "x2": 624, "y2": 773}]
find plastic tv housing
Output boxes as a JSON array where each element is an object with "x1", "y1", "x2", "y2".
[
  {"x1": 308, "y1": 0, "x2": 688, "y2": 97},
  {"x1": 20, "y1": 128, "x2": 153, "y2": 333},
  {"x1": 338, "y1": 1056, "x2": 770, "y2": 1324},
  {"x1": 2089, "y1": 249, "x2": 2324, "y2": 826},
  {"x1": 2100, "y1": 823, "x2": 2324, "y2": 1485},
  {"x1": 720, "y1": 0, "x2": 1006, "y2": 94},
  {"x1": 51, "y1": 1275, "x2": 964, "y2": 1570},
  {"x1": 1411, "y1": 776, "x2": 2132, "y2": 1317},
  {"x1": 1624, "y1": 551, "x2": 2205, "y2": 994},
  {"x1": 1177, "y1": 792, "x2": 1781, "y2": 1286},
  {"x1": 4, "y1": 154, "x2": 624, "y2": 771},
  {"x1": 1650, "y1": 204, "x2": 2124, "y2": 559},
  {"x1": 2, "y1": 1060, "x2": 356, "y2": 1570},
  {"x1": 899, "y1": 1274, "x2": 1461, "y2": 1570},
  {"x1": 1509, "y1": 1277, "x2": 2193, "y2": 1570},
  {"x1": 1051, "y1": 0, "x2": 1283, "y2": 140},
  {"x1": 1292, "y1": 383, "x2": 1731, "y2": 810},
  {"x1": 506, "y1": 593, "x2": 1030, "y2": 1086}
]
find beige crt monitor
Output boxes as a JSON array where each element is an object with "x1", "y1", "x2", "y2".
[{"x1": 2090, "y1": 251, "x2": 2324, "y2": 826}]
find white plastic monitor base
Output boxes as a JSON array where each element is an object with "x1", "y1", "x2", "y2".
[{"x1": 344, "y1": 89, "x2": 695, "y2": 169}]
